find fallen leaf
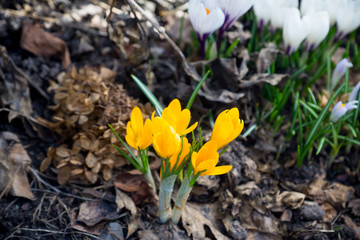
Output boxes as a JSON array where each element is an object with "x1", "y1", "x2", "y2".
[
  {"x1": 20, "y1": 21, "x2": 71, "y2": 68},
  {"x1": 343, "y1": 215, "x2": 360, "y2": 239},
  {"x1": 256, "y1": 45, "x2": 280, "y2": 73},
  {"x1": 239, "y1": 73, "x2": 288, "y2": 88},
  {"x1": 114, "y1": 173, "x2": 144, "y2": 192},
  {"x1": 71, "y1": 209, "x2": 106, "y2": 236},
  {"x1": 115, "y1": 189, "x2": 137, "y2": 216},
  {"x1": 348, "y1": 199, "x2": 360, "y2": 216},
  {"x1": 99, "y1": 222, "x2": 124, "y2": 240},
  {"x1": 76, "y1": 200, "x2": 118, "y2": 227},
  {"x1": 324, "y1": 182, "x2": 355, "y2": 207},
  {"x1": 321, "y1": 202, "x2": 337, "y2": 223},
  {"x1": 182, "y1": 202, "x2": 230, "y2": 240},
  {"x1": 0, "y1": 132, "x2": 34, "y2": 200}
]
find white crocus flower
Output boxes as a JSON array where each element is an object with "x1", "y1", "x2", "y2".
[
  {"x1": 253, "y1": 0, "x2": 274, "y2": 29},
  {"x1": 330, "y1": 101, "x2": 358, "y2": 122},
  {"x1": 304, "y1": 10, "x2": 330, "y2": 51},
  {"x1": 325, "y1": 0, "x2": 341, "y2": 26},
  {"x1": 335, "y1": 0, "x2": 360, "y2": 39},
  {"x1": 330, "y1": 59, "x2": 353, "y2": 92},
  {"x1": 218, "y1": 0, "x2": 254, "y2": 31},
  {"x1": 283, "y1": 8, "x2": 311, "y2": 55},
  {"x1": 188, "y1": 0, "x2": 225, "y2": 42},
  {"x1": 301, "y1": 0, "x2": 326, "y2": 16},
  {"x1": 349, "y1": 82, "x2": 360, "y2": 102},
  {"x1": 270, "y1": 0, "x2": 298, "y2": 30}
]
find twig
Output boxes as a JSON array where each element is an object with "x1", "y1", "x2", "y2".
[
  {"x1": 29, "y1": 168, "x2": 95, "y2": 201},
  {"x1": 7, "y1": 228, "x2": 102, "y2": 240},
  {"x1": 125, "y1": 0, "x2": 200, "y2": 82}
]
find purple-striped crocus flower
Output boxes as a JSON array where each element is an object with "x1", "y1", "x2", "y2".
[
  {"x1": 330, "y1": 100, "x2": 358, "y2": 122},
  {"x1": 188, "y1": 0, "x2": 225, "y2": 58}
]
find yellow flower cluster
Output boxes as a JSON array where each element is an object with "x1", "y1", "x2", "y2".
[{"x1": 125, "y1": 99, "x2": 244, "y2": 177}]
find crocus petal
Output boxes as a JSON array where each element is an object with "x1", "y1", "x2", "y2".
[
  {"x1": 349, "y1": 82, "x2": 360, "y2": 102},
  {"x1": 218, "y1": 0, "x2": 254, "y2": 31},
  {"x1": 204, "y1": 165, "x2": 233, "y2": 176},
  {"x1": 130, "y1": 107, "x2": 143, "y2": 138},
  {"x1": 330, "y1": 59, "x2": 353, "y2": 91},
  {"x1": 325, "y1": 0, "x2": 341, "y2": 26},
  {"x1": 169, "y1": 137, "x2": 190, "y2": 171},
  {"x1": 305, "y1": 10, "x2": 330, "y2": 51},
  {"x1": 137, "y1": 119, "x2": 153, "y2": 150},
  {"x1": 189, "y1": 0, "x2": 225, "y2": 40},
  {"x1": 270, "y1": 0, "x2": 299, "y2": 30},
  {"x1": 253, "y1": 0, "x2": 273, "y2": 26},
  {"x1": 283, "y1": 8, "x2": 311, "y2": 54},
  {"x1": 196, "y1": 158, "x2": 217, "y2": 175},
  {"x1": 301, "y1": 0, "x2": 326, "y2": 16},
  {"x1": 336, "y1": 0, "x2": 360, "y2": 37},
  {"x1": 161, "y1": 99, "x2": 198, "y2": 136}
]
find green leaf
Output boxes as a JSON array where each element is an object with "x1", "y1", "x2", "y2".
[
  {"x1": 131, "y1": 75, "x2": 164, "y2": 115},
  {"x1": 299, "y1": 100, "x2": 318, "y2": 119},
  {"x1": 224, "y1": 38, "x2": 239, "y2": 58},
  {"x1": 316, "y1": 137, "x2": 326, "y2": 155},
  {"x1": 300, "y1": 84, "x2": 345, "y2": 162},
  {"x1": 186, "y1": 70, "x2": 210, "y2": 110},
  {"x1": 338, "y1": 135, "x2": 360, "y2": 146}
]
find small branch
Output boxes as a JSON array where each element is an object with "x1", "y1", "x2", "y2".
[{"x1": 126, "y1": 0, "x2": 200, "y2": 82}]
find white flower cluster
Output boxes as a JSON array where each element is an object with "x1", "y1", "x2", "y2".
[
  {"x1": 254, "y1": 0, "x2": 360, "y2": 54},
  {"x1": 188, "y1": 0, "x2": 254, "y2": 46}
]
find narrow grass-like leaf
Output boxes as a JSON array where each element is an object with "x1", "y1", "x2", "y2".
[
  {"x1": 316, "y1": 137, "x2": 326, "y2": 155},
  {"x1": 299, "y1": 100, "x2": 318, "y2": 119},
  {"x1": 224, "y1": 38, "x2": 239, "y2": 58},
  {"x1": 307, "y1": 102, "x2": 323, "y2": 111},
  {"x1": 186, "y1": 70, "x2": 210, "y2": 110},
  {"x1": 338, "y1": 135, "x2": 360, "y2": 146},
  {"x1": 346, "y1": 123, "x2": 357, "y2": 138},
  {"x1": 304, "y1": 84, "x2": 344, "y2": 148},
  {"x1": 108, "y1": 124, "x2": 139, "y2": 163},
  {"x1": 131, "y1": 75, "x2": 164, "y2": 115},
  {"x1": 307, "y1": 88, "x2": 317, "y2": 105},
  {"x1": 289, "y1": 92, "x2": 299, "y2": 138},
  {"x1": 242, "y1": 123, "x2": 257, "y2": 138},
  {"x1": 326, "y1": 53, "x2": 331, "y2": 91},
  {"x1": 113, "y1": 145, "x2": 143, "y2": 172}
]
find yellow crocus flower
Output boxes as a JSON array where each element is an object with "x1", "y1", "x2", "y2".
[
  {"x1": 210, "y1": 108, "x2": 244, "y2": 150},
  {"x1": 169, "y1": 137, "x2": 190, "y2": 171},
  {"x1": 152, "y1": 117, "x2": 181, "y2": 159},
  {"x1": 125, "y1": 107, "x2": 153, "y2": 150},
  {"x1": 191, "y1": 140, "x2": 232, "y2": 176},
  {"x1": 162, "y1": 99, "x2": 198, "y2": 136}
]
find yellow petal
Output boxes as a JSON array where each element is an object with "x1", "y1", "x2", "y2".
[
  {"x1": 169, "y1": 137, "x2": 190, "y2": 171},
  {"x1": 130, "y1": 107, "x2": 143, "y2": 138},
  {"x1": 125, "y1": 121, "x2": 137, "y2": 149},
  {"x1": 196, "y1": 158, "x2": 216, "y2": 175},
  {"x1": 181, "y1": 122, "x2": 198, "y2": 135},
  {"x1": 195, "y1": 140, "x2": 218, "y2": 166},
  {"x1": 138, "y1": 118, "x2": 153, "y2": 150},
  {"x1": 204, "y1": 165, "x2": 232, "y2": 176}
]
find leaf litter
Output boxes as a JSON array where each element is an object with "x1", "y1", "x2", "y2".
[{"x1": 0, "y1": 0, "x2": 359, "y2": 239}]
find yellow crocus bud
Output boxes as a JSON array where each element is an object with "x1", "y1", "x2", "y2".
[
  {"x1": 210, "y1": 108, "x2": 244, "y2": 150},
  {"x1": 125, "y1": 107, "x2": 153, "y2": 150},
  {"x1": 191, "y1": 140, "x2": 232, "y2": 176},
  {"x1": 169, "y1": 137, "x2": 190, "y2": 172}
]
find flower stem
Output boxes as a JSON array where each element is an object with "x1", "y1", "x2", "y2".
[
  {"x1": 144, "y1": 167, "x2": 156, "y2": 193},
  {"x1": 171, "y1": 176, "x2": 192, "y2": 224},
  {"x1": 158, "y1": 175, "x2": 177, "y2": 223}
]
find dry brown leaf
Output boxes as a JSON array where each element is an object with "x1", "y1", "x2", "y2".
[
  {"x1": 343, "y1": 215, "x2": 360, "y2": 239},
  {"x1": 114, "y1": 173, "x2": 145, "y2": 192},
  {"x1": 256, "y1": 45, "x2": 280, "y2": 73},
  {"x1": 348, "y1": 199, "x2": 360, "y2": 216},
  {"x1": 182, "y1": 202, "x2": 230, "y2": 240},
  {"x1": 324, "y1": 182, "x2": 355, "y2": 207},
  {"x1": 71, "y1": 209, "x2": 106, "y2": 236},
  {"x1": 115, "y1": 189, "x2": 137, "y2": 216},
  {"x1": 76, "y1": 200, "x2": 118, "y2": 227},
  {"x1": 21, "y1": 21, "x2": 71, "y2": 67},
  {"x1": 57, "y1": 166, "x2": 71, "y2": 185},
  {"x1": 321, "y1": 202, "x2": 337, "y2": 223},
  {"x1": 0, "y1": 132, "x2": 34, "y2": 200}
]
